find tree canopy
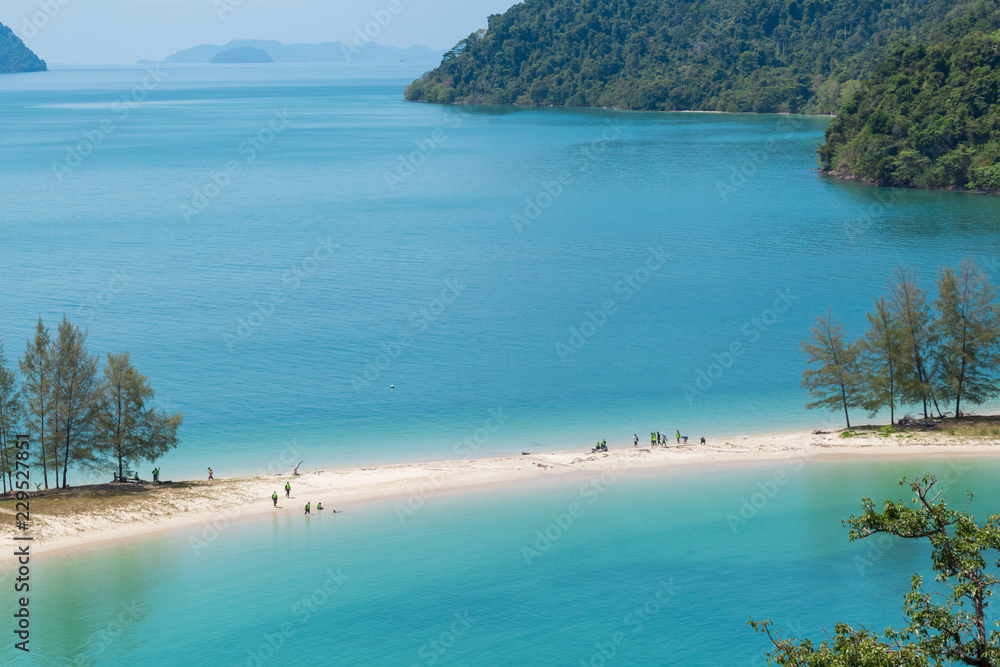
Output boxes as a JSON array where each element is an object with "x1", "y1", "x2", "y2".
[
  {"x1": 754, "y1": 474, "x2": 1000, "y2": 665},
  {"x1": 820, "y1": 29, "x2": 1000, "y2": 190},
  {"x1": 4, "y1": 316, "x2": 183, "y2": 490},
  {"x1": 406, "y1": 0, "x2": 1000, "y2": 114},
  {"x1": 802, "y1": 260, "x2": 1000, "y2": 428}
]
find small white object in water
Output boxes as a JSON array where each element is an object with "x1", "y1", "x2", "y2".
[{"x1": 390, "y1": 385, "x2": 394, "y2": 390}]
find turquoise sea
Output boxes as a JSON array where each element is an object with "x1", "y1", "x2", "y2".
[
  {"x1": 3, "y1": 64, "x2": 1000, "y2": 664},
  {"x1": 3, "y1": 64, "x2": 1000, "y2": 480},
  {"x1": 5, "y1": 456, "x2": 999, "y2": 665}
]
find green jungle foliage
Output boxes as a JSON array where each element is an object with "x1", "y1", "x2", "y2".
[
  {"x1": 406, "y1": 0, "x2": 1000, "y2": 114},
  {"x1": 820, "y1": 30, "x2": 1000, "y2": 190},
  {"x1": 0, "y1": 22, "x2": 46, "y2": 73}
]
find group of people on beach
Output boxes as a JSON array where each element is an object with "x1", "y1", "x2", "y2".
[
  {"x1": 645, "y1": 431, "x2": 706, "y2": 447},
  {"x1": 271, "y1": 482, "x2": 337, "y2": 515},
  {"x1": 593, "y1": 431, "x2": 707, "y2": 452}
]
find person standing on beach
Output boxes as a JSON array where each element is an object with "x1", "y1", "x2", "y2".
[
  {"x1": 285, "y1": 482, "x2": 291, "y2": 498},
  {"x1": 208, "y1": 468, "x2": 213, "y2": 480},
  {"x1": 675, "y1": 430, "x2": 681, "y2": 444},
  {"x1": 152, "y1": 468, "x2": 158, "y2": 483},
  {"x1": 304, "y1": 502, "x2": 311, "y2": 515},
  {"x1": 272, "y1": 491, "x2": 278, "y2": 507},
  {"x1": 633, "y1": 434, "x2": 638, "y2": 447}
]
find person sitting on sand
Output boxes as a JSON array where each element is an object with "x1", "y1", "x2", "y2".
[
  {"x1": 700, "y1": 437, "x2": 706, "y2": 445},
  {"x1": 317, "y1": 502, "x2": 323, "y2": 510},
  {"x1": 305, "y1": 502, "x2": 311, "y2": 515}
]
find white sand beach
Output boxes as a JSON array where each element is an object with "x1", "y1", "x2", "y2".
[{"x1": 8, "y1": 427, "x2": 1000, "y2": 557}]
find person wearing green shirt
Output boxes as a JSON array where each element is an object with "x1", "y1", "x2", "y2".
[
  {"x1": 272, "y1": 491, "x2": 278, "y2": 507},
  {"x1": 304, "y1": 502, "x2": 311, "y2": 515},
  {"x1": 285, "y1": 482, "x2": 291, "y2": 498}
]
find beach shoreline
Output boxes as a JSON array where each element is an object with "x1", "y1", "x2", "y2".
[{"x1": 6, "y1": 425, "x2": 1000, "y2": 559}]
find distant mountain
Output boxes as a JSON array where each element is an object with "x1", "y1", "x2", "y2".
[
  {"x1": 156, "y1": 40, "x2": 443, "y2": 64},
  {"x1": 210, "y1": 47, "x2": 274, "y2": 64},
  {"x1": 0, "y1": 21, "x2": 46, "y2": 73}
]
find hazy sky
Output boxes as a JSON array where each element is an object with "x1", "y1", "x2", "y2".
[{"x1": 1, "y1": 0, "x2": 520, "y2": 64}]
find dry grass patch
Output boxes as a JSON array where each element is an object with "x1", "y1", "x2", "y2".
[{"x1": 0, "y1": 480, "x2": 223, "y2": 518}]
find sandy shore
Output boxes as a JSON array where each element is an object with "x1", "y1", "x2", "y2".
[{"x1": 7, "y1": 427, "x2": 1000, "y2": 557}]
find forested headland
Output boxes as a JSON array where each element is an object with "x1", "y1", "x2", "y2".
[
  {"x1": 802, "y1": 259, "x2": 1000, "y2": 429},
  {"x1": 406, "y1": 0, "x2": 1000, "y2": 114},
  {"x1": 0, "y1": 21, "x2": 46, "y2": 73},
  {"x1": 819, "y1": 30, "x2": 1000, "y2": 191},
  {"x1": 0, "y1": 316, "x2": 183, "y2": 494}
]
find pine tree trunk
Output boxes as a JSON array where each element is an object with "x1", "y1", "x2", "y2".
[
  {"x1": 39, "y1": 415, "x2": 48, "y2": 490},
  {"x1": 63, "y1": 426, "x2": 70, "y2": 489}
]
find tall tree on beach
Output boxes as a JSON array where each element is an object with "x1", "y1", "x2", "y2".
[
  {"x1": 933, "y1": 258, "x2": 1000, "y2": 417},
  {"x1": 19, "y1": 318, "x2": 54, "y2": 489},
  {"x1": 96, "y1": 352, "x2": 183, "y2": 480},
  {"x1": 50, "y1": 316, "x2": 100, "y2": 487},
  {"x1": 801, "y1": 310, "x2": 863, "y2": 429},
  {"x1": 859, "y1": 296, "x2": 907, "y2": 425},
  {"x1": 0, "y1": 340, "x2": 23, "y2": 495},
  {"x1": 887, "y1": 267, "x2": 940, "y2": 418}
]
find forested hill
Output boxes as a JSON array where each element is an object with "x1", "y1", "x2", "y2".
[
  {"x1": 819, "y1": 31, "x2": 1000, "y2": 191},
  {"x1": 0, "y1": 22, "x2": 46, "y2": 73},
  {"x1": 406, "y1": 0, "x2": 1000, "y2": 114}
]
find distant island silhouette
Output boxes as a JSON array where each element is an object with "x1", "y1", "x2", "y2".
[
  {"x1": 0, "y1": 21, "x2": 46, "y2": 73},
  {"x1": 148, "y1": 39, "x2": 444, "y2": 64},
  {"x1": 210, "y1": 47, "x2": 274, "y2": 64}
]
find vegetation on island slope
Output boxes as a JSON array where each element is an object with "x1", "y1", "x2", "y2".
[
  {"x1": 0, "y1": 22, "x2": 46, "y2": 73},
  {"x1": 820, "y1": 29, "x2": 1000, "y2": 190},
  {"x1": 406, "y1": 0, "x2": 1000, "y2": 114},
  {"x1": 802, "y1": 260, "x2": 1000, "y2": 429}
]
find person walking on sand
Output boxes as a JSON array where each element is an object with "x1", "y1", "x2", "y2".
[
  {"x1": 272, "y1": 491, "x2": 278, "y2": 507},
  {"x1": 285, "y1": 482, "x2": 291, "y2": 498},
  {"x1": 304, "y1": 502, "x2": 311, "y2": 515},
  {"x1": 675, "y1": 430, "x2": 681, "y2": 444},
  {"x1": 633, "y1": 434, "x2": 638, "y2": 448},
  {"x1": 208, "y1": 468, "x2": 213, "y2": 480}
]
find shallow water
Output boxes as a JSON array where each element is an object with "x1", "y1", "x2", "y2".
[{"x1": 3, "y1": 456, "x2": 994, "y2": 665}]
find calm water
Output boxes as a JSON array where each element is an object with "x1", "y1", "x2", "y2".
[
  {"x1": 2, "y1": 456, "x2": 996, "y2": 665},
  {"x1": 3, "y1": 65, "x2": 1000, "y2": 481},
  {"x1": 4, "y1": 65, "x2": 1000, "y2": 662}
]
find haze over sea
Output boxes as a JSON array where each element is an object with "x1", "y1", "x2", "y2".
[{"x1": 3, "y1": 64, "x2": 1000, "y2": 665}]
